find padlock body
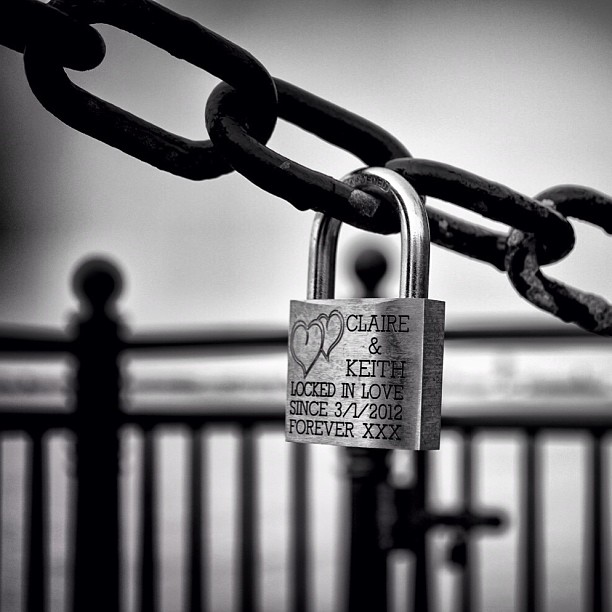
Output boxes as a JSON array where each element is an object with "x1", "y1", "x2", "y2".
[{"x1": 286, "y1": 298, "x2": 445, "y2": 450}]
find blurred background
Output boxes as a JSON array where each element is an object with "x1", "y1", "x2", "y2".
[
  {"x1": 0, "y1": 0, "x2": 611, "y2": 611},
  {"x1": 1, "y1": 0, "x2": 612, "y2": 327}
]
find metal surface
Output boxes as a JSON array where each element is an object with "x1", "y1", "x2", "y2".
[
  {"x1": 206, "y1": 79, "x2": 412, "y2": 234},
  {"x1": 287, "y1": 168, "x2": 444, "y2": 450},
  {"x1": 306, "y1": 214, "x2": 342, "y2": 301},
  {"x1": 386, "y1": 158, "x2": 576, "y2": 268},
  {"x1": 287, "y1": 298, "x2": 444, "y2": 450},
  {"x1": 306, "y1": 166, "x2": 430, "y2": 300},
  {"x1": 505, "y1": 185, "x2": 612, "y2": 335},
  {"x1": 341, "y1": 167, "x2": 430, "y2": 298}
]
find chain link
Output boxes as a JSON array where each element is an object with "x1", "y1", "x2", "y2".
[
  {"x1": 4, "y1": 0, "x2": 105, "y2": 70},
  {"x1": 206, "y1": 79, "x2": 411, "y2": 234},
  {"x1": 505, "y1": 186, "x2": 612, "y2": 334},
  {"x1": 2, "y1": 0, "x2": 612, "y2": 334},
  {"x1": 23, "y1": 0, "x2": 278, "y2": 179}
]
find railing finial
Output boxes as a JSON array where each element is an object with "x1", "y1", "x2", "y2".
[{"x1": 72, "y1": 256, "x2": 123, "y2": 313}]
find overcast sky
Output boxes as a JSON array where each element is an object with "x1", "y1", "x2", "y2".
[{"x1": 1, "y1": 0, "x2": 611, "y2": 330}]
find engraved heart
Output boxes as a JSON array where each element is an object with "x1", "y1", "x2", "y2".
[
  {"x1": 317, "y1": 310, "x2": 344, "y2": 361},
  {"x1": 289, "y1": 319, "x2": 325, "y2": 378}
]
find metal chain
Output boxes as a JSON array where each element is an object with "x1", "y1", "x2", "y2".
[
  {"x1": 3, "y1": 0, "x2": 612, "y2": 334},
  {"x1": 505, "y1": 186, "x2": 612, "y2": 334},
  {"x1": 23, "y1": 0, "x2": 278, "y2": 179},
  {"x1": 3, "y1": 0, "x2": 105, "y2": 70}
]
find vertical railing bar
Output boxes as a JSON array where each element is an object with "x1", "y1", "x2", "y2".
[
  {"x1": 0, "y1": 435, "x2": 3, "y2": 602},
  {"x1": 26, "y1": 430, "x2": 45, "y2": 612},
  {"x1": 239, "y1": 425, "x2": 257, "y2": 612},
  {"x1": 140, "y1": 427, "x2": 157, "y2": 612},
  {"x1": 290, "y1": 443, "x2": 308, "y2": 612},
  {"x1": 66, "y1": 431, "x2": 75, "y2": 612},
  {"x1": 588, "y1": 431, "x2": 604, "y2": 612},
  {"x1": 413, "y1": 452, "x2": 429, "y2": 612},
  {"x1": 188, "y1": 427, "x2": 205, "y2": 612},
  {"x1": 524, "y1": 430, "x2": 538, "y2": 612},
  {"x1": 346, "y1": 449, "x2": 389, "y2": 612},
  {"x1": 460, "y1": 429, "x2": 474, "y2": 612}
]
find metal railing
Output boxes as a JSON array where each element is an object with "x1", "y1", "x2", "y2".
[{"x1": 0, "y1": 257, "x2": 609, "y2": 612}]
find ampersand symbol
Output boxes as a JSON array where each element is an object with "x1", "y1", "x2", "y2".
[{"x1": 368, "y1": 337, "x2": 382, "y2": 355}]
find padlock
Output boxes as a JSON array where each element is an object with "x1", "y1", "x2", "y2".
[{"x1": 286, "y1": 166, "x2": 445, "y2": 450}]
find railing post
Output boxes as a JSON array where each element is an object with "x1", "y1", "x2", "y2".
[
  {"x1": 412, "y1": 453, "x2": 430, "y2": 612},
  {"x1": 70, "y1": 258, "x2": 124, "y2": 612},
  {"x1": 346, "y1": 248, "x2": 391, "y2": 611},
  {"x1": 346, "y1": 448, "x2": 391, "y2": 611}
]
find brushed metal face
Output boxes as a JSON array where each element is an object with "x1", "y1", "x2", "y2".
[{"x1": 286, "y1": 298, "x2": 445, "y2": 450}]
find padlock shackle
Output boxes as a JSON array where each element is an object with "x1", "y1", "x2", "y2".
[
  {"x1": 308, "y1": 167, "x2": 430, "y2": 299},
  {"x1": 307, "y1": 215, "x2": 342, "y2": 299}
]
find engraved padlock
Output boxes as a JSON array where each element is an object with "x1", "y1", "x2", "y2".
[{"x1": 286, "y1": 166, "x2": 445, "y2": 450}]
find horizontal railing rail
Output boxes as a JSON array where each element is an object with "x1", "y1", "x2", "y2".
[
  {"x1": 2, "y1": 410, "x2": 612, "y2": 433},
  {"x1": 0, "y1": 322, "x2": 605, "y2": 354}
]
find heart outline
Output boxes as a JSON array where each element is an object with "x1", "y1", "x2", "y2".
[
  {"x1": 317, "y1": 310, "x2": 344, "y2": 361},
  {"x1": 289, "y1": 319, "x2": 324, "y2": 378}
]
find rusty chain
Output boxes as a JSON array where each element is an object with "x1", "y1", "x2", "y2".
[{"x1": 3, "y1": 0, "x2": 612, "y2": 334}]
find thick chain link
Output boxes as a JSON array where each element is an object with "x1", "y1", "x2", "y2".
[
  {"x1": 3, "y1": 0, "x2": 612, "y2": 334},
  {"x1": 23, "y1": 0, "x2": 278, "y2": 179},
  {"x1": 505, "y1": 186, "x2": 612, "y2": 334},
  {"x1": 4, "y1": 0, "x2": 105, "y2": 70}
]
